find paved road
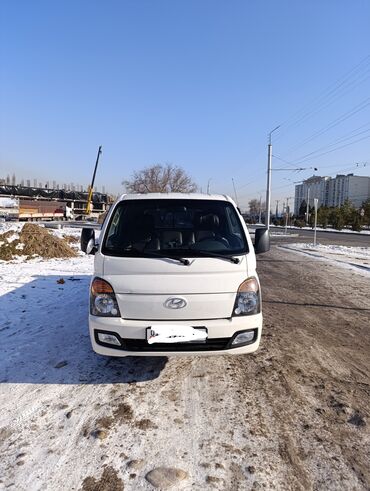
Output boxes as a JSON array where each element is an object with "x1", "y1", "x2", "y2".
[
  {"x1": 275, "y1": 229, "x2": 369, "y2": 247},
  {"x1": 249, "y1": 226, "x2": 370, "y2": 247}
]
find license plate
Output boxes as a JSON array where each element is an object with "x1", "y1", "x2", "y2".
[{"x1": 146, "y1": 325, "x2": 208, "y2": 344}]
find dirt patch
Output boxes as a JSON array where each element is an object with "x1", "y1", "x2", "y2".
[
  {"x1": 235, "y1": 247, "x2": 370, "y2": 489},
  {"x1": 0, "y1": 427, "x2": 13, "y2": 443},
  {"x1": 0, "y1": 231, "x2": 20, "y2": 260},
  {"x1": 92, "y1": 403, "x2": 134, "y2": 436},
  {"x1": 63, "y1": 235, "x2": 79, "y2": 244},
  {"x1": 0, "y1": 224, "x2": 77, "y2": 261},
  {"x1": 20, "y1": 224, "x2": 77, "y2": 259},
  {"x1": 81, "y1": 466, "x2": 124, "y2": 491},
  {"x1": 113, "y1": 403, "x2": 134, "y2": 422},
  {"x1": 134, "y1": 419, "x2": 158, "y2": 430}
]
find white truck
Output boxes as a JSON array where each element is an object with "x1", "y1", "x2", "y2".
[{"x1": 81, "y1": 193, "x2": 270, "y2": 356}]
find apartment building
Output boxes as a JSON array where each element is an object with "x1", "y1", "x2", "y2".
[
  {"x1": 294, "y1": 173, "x2": 370, "y2": 215},
  {"x1": 294, "y1": 176, "x2": 330, "y2": 215},
  {"x1": 327, "y1": 174, "x2": 370, "y2": 208}
]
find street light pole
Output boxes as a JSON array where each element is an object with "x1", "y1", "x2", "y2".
[
  {"x1": 265, "y1": 125, "x2": 280, "y2": 230},
  {"x1": 231, "y1": 178, "x2": 239, "y2": 207},
  {"x1": 258, "y1": 195, "x2": 262, "y2": 223},
  {"x1": 284, "y1": 197, "x2": 290, "y2": 234},
  {"x1": 306, "y1": 187, "x2": 310, "y2": 226},
  {"x1": 313, "y1": 198, "x2": 318, "y2": 246}
]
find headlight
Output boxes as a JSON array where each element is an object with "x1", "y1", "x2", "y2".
[
  {"x1": 232, "y1": 277, "x2": 260, "y2": 316},
  {"x1": 90, "y1": 278, "x2": 121, "y2": 317}
]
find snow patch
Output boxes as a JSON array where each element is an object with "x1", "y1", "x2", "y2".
[{"x1": 280, "y1": 243, "x2": 370, "y2": 276}]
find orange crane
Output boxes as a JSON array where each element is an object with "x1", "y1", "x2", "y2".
[{"x1": 85, "y1": 146, "x2": 102, "y2": 215}]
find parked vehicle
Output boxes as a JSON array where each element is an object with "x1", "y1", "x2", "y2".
[
  {"x1": 18, "y1": 199, "x2": 72, "y2": 221},
  {"x1": 81, "y1": 193, "x2": 270, "y2": 356}
]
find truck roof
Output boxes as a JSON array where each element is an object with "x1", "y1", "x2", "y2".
[{"x1": 117, "y1": 193, "x2": 235, "y2": 203}]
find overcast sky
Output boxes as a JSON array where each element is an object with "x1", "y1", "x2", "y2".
[{"x1": 1, "y1": 0, "x2": 370, "y2": 210}]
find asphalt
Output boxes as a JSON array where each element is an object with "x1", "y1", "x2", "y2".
[{"x1": 246, "y1": 226, "x2": 370, "y2": 247}]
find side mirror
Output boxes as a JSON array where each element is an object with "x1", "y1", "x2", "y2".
[
  {"x1": 254, "y1": 227, "x2": 270, "y2": 254},
  {"x1": 81, "y1": 228, "x2": 97, "y2": 254}
]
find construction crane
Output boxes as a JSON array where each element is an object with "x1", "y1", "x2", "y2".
[{"x1": 85, "y1": 146, "x2": 102, "y2": 215}]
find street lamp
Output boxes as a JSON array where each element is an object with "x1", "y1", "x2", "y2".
[{"x1": 265, "y1": 126, "x2": 280, "y2": 229}]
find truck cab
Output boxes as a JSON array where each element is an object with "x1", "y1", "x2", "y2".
[{"x1": 81, "y1": 193, "x2": 269, "y2": 356}]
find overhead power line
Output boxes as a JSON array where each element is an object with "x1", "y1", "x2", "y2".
[
  {"x1": 275, "y1": 54, "x2": 370, "y2": 141},
  {"x1": 277, "y1": 124, "x2": 370, "y2": 165},
  {"x1": 282, "y1": 98, "x2": 370, "y2": 155},
  {"x1": 289, "y1": 134, "x2": 370, "y2": 166}
]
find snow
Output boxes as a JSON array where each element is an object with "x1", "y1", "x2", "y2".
[
  {"x1": 0, "y1": 197, "x2": 18, "y2": 208},
  {"x1": 0, "y1": 254, "x2": 223, "y2": 490},
  {"x1": 280, "y1": 243, "x2": 370, "y2": 276},
  {"x1": 0, "y1": 234, "x2": 369, "y2": 489},
  {"x1": 0, "y1": 222, "x2": 23, "y2": 235}
]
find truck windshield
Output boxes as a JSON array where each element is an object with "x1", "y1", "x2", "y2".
[{"x1": 102, "y1": 199, "x2": 248, "y2": 257}]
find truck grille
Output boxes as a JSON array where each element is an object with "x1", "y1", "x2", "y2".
[{"x1": 122, "y1": 337, "x2": 230, "y2": 352}]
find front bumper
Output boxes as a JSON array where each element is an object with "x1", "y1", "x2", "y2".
[{"x1": 89, "y1": 313, "x2": 263, "y2": 356}]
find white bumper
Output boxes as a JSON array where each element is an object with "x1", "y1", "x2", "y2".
[{"x1": 89, "y1": 313, "x2": 263, "y2": 356}]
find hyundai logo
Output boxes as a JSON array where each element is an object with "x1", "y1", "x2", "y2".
[{"x1": 164, "y1": 297, "x2": 187, "y2": 309}]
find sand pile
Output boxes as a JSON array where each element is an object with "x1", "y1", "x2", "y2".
[{"x1": 0, "y1": 223, "x2": 78, "y2": 261}]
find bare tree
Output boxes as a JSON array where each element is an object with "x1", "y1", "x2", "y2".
[
  {"x1": 248, "y1": 198, "x2": 265, "y2": 218},
  {"x1": 248, "y1": 199, "x2": 259, "y2": 215},
  {"x1": 123, "y1": 164, "x2": 198, "y2": 193}
]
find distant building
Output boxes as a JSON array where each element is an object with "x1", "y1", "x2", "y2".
[
  {"x1": 294, "y1": 176, "x2": 330, "y2": 215},
  {"x1": 294, "y1": 173, "x2": 370, "y2": 214},
  {"x1": 327, "y1": 174, "x2": 370, "y2": 208}
]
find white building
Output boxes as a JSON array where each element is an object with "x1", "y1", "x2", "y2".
[
  {"x1": 294, "y1": 176, "x2": 330, "y2": 215},
  {"x1": 327, "y1": 174, "x2": 370, "y2": 208},
  {"x1": 294, "y1": 173, "x2": 370, "y2": 214}
]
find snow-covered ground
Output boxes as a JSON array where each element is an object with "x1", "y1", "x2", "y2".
[
  {"x1": 0, "y1": 254, "x2": 264, "y2": 490},
  {"x1": 1, "y1": 223, "x2": 369, "y2": 490},
  {"x1": 280, "y1": 243, "x2": 370, "y2": 275}
]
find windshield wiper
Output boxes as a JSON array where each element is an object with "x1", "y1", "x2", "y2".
[
  {"x1": 188, "y1": 250, "x2": 241, "y2": 264},
  {"x1": 123, "y1": 246, "x2": 190, "y2": 265}
]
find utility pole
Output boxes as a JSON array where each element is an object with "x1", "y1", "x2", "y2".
[
  {"x1": 231, "y1": 178, "x2": 239, "y2": 206},
  {"x1": 258, "y1": 195, "x2": 262, "y2": 223},
  {"x1": 265, "y1": 125, "x2": 280, "y2": 230},
  {"x1": 275, "y1": 200, "x2": 279, "y2": 218},
  {"x1": 285, "y1": 197, "x2": 290, "y2": 233},
  {"x1": 286, "y1": 197, "x2": 290, "y2": 213},
  {"x1": 306, "y1": 187, "x2": 310, "y2": 226},
  {"x1": 207, "y1": 178, "x2": 212, "y2": 194},
  {"x1": 313, "y1": 198, "x2": 318, "y2": 246}
]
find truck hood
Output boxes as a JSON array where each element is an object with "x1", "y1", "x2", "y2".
[
  {"x1": 102, "y1": 255, "x2": 250, "y2": 320},
  {"x1": 103, "y1": 255, "x2": 249, "y2": 294}
]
